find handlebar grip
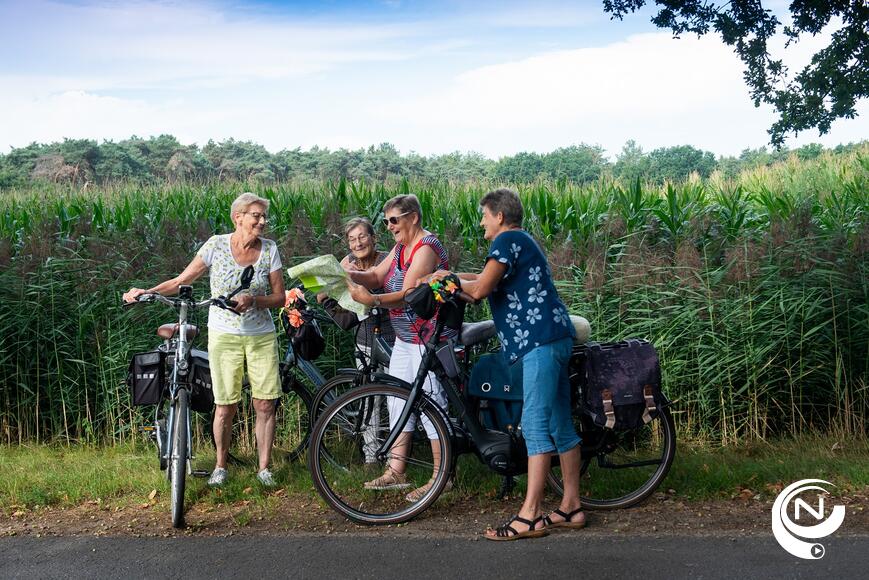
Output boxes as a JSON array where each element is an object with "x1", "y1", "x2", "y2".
[{"x1": 456, "y1": 291, "x2": 477, "y2": 304}]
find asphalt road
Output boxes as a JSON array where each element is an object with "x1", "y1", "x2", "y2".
[{"x1": 1, "y1": 535, "x2": 866, "y2": 579}]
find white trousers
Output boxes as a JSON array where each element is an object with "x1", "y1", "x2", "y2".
[{"x1": 387, "y1": 338, "x2": 447, "y2": 439}]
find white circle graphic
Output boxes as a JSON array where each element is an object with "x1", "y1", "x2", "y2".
[{"x1": 771, "y1": 479, "x2": 845, "y2": 559}]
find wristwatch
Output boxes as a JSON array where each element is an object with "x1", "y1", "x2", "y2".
[{"x1": 373, "y1": 295, "x2": 381, "y2": 308}]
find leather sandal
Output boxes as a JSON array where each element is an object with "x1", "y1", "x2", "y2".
[
  {"x1": 542, "y1": 507, "x2": 586, "y2": 530},
  {"x1": 485, "y1": 514, "x2": 549, "y2": 541}
]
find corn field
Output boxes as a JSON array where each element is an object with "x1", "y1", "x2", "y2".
[{"x1": 0, "y1": 147, "x2": 867, "y2": 445}]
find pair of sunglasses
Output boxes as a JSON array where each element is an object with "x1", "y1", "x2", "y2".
[{"x1": 382, "y1": 211, "x2": 411, "y2": 226}]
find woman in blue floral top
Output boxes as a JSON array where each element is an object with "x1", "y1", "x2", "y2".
[{"x1": 434, "y1": 188, "x2": 584, "y2": 541}]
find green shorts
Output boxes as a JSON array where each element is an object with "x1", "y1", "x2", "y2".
[{"x1": 207, "y1": 330, "x2": 281, "y2": 405}]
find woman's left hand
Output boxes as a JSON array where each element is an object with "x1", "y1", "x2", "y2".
[
  {"x1": 234, "y1": 294, "x2": 255, "y2": 313},
  {"x1": 348, "y1": 281, "x2": 373, "y2": 306}
]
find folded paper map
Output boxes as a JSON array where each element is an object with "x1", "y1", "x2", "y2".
[{"x1": 286, "y1": 254, "x2": 369, "y2": 319}]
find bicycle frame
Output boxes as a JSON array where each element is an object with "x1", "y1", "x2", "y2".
[
  {"x1": 158, "y1": 296, "x2": 199, "y2": 479},
  {"x1": 374, "y1": 315, "x2": 493, "y2": 462}
]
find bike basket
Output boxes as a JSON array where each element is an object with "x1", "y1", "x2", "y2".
[
  {"x1": 127, "y1": 351, "x2": 166, "y2": 406},
  {"x1": 467, "y1": 352, "x2": 524, "y2": 431},
  {"x1": 283, "y1": 310, "x2": 326, "y2": 361},
  {"x1": 189, "y1": 349, "x2": 214, "y2": 413},
  {"x1": 580, "y1": 339, "x2": 663, "y2": 431}
]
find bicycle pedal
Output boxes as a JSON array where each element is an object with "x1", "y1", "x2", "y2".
[
  {"x1": 191, "y1": 470, "x2": 211, "y2": 478},
  {"x1": 140, "y1": 426, "x2": 156, "y2": 432}
]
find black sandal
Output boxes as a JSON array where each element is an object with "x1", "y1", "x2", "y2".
[
  {"x1": 542, "y1": 507, "x2": 586, "y2": 530},
  {"x1": 485, "y1": 514, "x2": 549, "y2": 541}
]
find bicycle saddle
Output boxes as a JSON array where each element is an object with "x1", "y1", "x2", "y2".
[
  {"x1": 570, "y1": 315, "x2": 591, "y2": 343},
  {"x1": 157, "y1": 323, "x2": 200, "y2": 340},
  {"x1": 460, "y1": 320, "x2": 496, "y2": 347}
]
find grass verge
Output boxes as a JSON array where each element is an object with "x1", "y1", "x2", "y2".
[{"x1": 1, "y1": 435, "x2": 867, "y2": 514}]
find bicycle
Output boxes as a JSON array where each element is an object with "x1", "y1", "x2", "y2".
[
  {"x1": 307, "y1": 286, "x2": 676, "y2": 525},
  {"x1": 275, "y1": 298, "x2": 396, "y2": 462},
  {"x1": 126, "y1": 266, "x2": 255, "y2": 528}
]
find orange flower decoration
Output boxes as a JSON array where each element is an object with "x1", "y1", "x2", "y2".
[
  {"x1": 286, "y1": 308, "x2": 303, "y2": 328},
  {"x1": 284, "y1": 287, "x2": 305, "y2": 309}
]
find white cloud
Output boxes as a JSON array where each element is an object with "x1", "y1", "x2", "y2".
[
  {"x1": 372, "y1": 31, "x2": 868, "y2": 157},
  {"x1": 0, "y1": 2, "x2": 865, "y2": 157}
]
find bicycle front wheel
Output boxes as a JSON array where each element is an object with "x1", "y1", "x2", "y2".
[
  {"x1": 170, "y1": 389, "x2": 189, "y2": 528},
  {"x1": 308, "y1": 384, "x2": 452, "y2": 525},
  {"x1": 547, "y1": 406, "x2": 676, "y2": 510}
]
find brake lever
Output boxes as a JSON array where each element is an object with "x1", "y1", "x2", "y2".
[{"x1": 213, "y1": 296, "x2": 242, "y2": 316}]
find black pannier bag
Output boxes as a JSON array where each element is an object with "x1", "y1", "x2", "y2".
[
  {"x1": 189, "y1": 349, "x2": 215, "y2": 413},
  {"x1": 128, "y1": 351, "x2": 165, "y2": 406},
  {"x1": 467, "y1": 352, "x2": 524, "y2": 432},
  {"x1": 580, "y1": 339, "x2": 663, "y2": 430}
]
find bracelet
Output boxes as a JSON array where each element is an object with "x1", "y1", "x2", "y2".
[{"x1": 252, "y1": 296, "x2": 258, "y2": 309}]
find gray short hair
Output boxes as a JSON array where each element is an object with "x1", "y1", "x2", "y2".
[
  {"x1": 230, "y1": 192, "x2": 270, "y2": 221},
  {"x1": 344, "y1": 217, "x2": 376, "y2": 238},
  {"x1": 480, "y1": 188, "x2": 523, "y2": 227}
]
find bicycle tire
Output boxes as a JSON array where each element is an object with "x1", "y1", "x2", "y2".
[
  {"x1": 276, "y1": 379, "x2": 314, "y2": 462},
  {"x1": 547, "y1": 406, "x2": 677, "y2": 510},
  {"x1": 308, "y1": 383, "x2": 452, "y2": 525},
  {"x1": 170, "y1": 389, "x2": 189, "y2": 528},
  {"x1": 310, "y1": 373, "x2": 363, "y2": 424}
]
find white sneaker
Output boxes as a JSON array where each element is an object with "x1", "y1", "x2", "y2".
[
  {"x1": 208, "y1": 467, "x2": 228, "y2": 487},
  {"x1": 257, "y1": 468, "x2": 277, "y2": 487}
]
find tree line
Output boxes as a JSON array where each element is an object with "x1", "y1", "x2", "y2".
[{"x1": 0, "y1": 134, "x2": 863, "y2": 188}]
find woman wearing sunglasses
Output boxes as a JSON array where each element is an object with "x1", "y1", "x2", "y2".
[{"x1": 347, "y1": 194, "x2": 455, "y2": 502}]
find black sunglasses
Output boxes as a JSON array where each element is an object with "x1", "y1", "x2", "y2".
[{"x1": 382, "y1": 211, "x2": 411, "y2": 226}]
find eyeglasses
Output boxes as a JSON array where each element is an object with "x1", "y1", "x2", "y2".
[
  {"x1": 244, "y1": 212, "x2": 269, "y2": 222},
  {"x1": 348, "y1": 233, "x2": 371, "y2": 245},
  {"x1": 382, "y1": 211, "x2": 411, "y2": 226}
]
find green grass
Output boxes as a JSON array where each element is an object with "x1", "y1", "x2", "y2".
[{"x1": 2, "y1": 436, "x2": 866, "y2": 513}]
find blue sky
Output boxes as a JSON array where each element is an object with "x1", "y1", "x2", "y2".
[{"x1": 1, "y1": 0, "x2": 865, "y2": 159}]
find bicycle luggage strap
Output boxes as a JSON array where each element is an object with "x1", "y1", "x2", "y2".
[
  {"x1": 642, "y1": 385, "x2": 655, "y2": 424},
  {"x1": 602, "y1": 388, "x2": 616, "y2": 429}
]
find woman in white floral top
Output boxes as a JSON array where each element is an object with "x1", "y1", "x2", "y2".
[{"x1": 123, "y1": 192, "x2": 286, "y2": 488}]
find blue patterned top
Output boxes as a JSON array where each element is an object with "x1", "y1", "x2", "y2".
[{"x1": 486, "y1": 230, "x2": 575, "y2": 363}]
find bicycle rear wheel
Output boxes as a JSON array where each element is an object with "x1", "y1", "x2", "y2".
[
  {"x1": 170, "y1": 389, "x2": 189, "y2": 528},
  {"x1": 547, "y1": 406, "x2": 676, "y2": 510},
  {"x1": 308, "y1": 384, "x2": 452, "y2": 525},
  {"x1": 310, "y1": 373, "x2": 362, "y2": 424},
  {"x1": 276, "y1": 376, "x2": 313, "y2": 462}
]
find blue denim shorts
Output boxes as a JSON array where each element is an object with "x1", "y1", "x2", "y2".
[{"x1": 520, "y1": 337, "x2": 581, "y2": 456}]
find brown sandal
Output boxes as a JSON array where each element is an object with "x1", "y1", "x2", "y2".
[
  {"x1": 485, "y1": 514, "x2": 549, "y2": 541},
  {"x1": 542, "y1": 507, "x2": 586, "y2": 530}
]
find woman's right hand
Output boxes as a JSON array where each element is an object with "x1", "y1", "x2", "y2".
[{"x1": 122, "y1": 288, "x2": 147, "y2": 303}]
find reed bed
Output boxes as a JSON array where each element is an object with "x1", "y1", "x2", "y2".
[{"x1": 0, "y1": 147, "x2": 866, "y2": 446}]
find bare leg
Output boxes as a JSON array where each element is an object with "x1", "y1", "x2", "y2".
[
  {"x1": 253, "y1": 398, "x2": 276, "y2": 472},
  {"x1": 485, "y1": 453, "x2": 551, "y2": 538},
  {"x1": 213, "y1": 403, "x2": 237, "y2": 469},
  {"x1": 558, "y1": 445, "x2": 582, "y2": 512},
  {"x1": 387, "y1": 432, "x2": 412, "y2": 473}
]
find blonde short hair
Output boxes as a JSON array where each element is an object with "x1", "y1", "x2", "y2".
[{"x1": 230, "y1": 192, "x2": 270, "y2": 222}]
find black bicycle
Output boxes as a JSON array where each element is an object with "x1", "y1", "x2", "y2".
[
  {"x1": 127, "y1": 266, "x2": 255, "y2": 528},
  {"x1": 307, "y1": 286, "x2": 676, "y2": 525}
]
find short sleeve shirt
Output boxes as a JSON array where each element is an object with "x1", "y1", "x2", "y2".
[
  {"x1": 384, "y1": 235, "x2": 457, "y2": 344},
  {"x1": 486, "y1": 230, "x2": 574, "y2": 363},
  {"x1": 196, "y1": 234, "x2": 283, "y2": 335}
]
